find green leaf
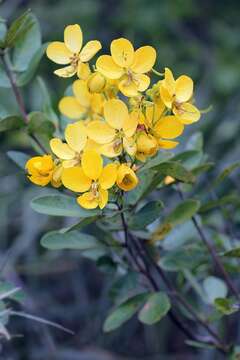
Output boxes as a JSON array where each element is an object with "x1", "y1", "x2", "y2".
[
  {"x1": 0, "y1": 281, "x2": 25, "y2": 304},
  {"x1": 0, "y1": 115, "x2": 25, "y2": 132},
  {"x1": 129, "y1": 201, "x2": 164, "y2": 230},
  {"x1": 5, "y1": 10, "x2": 34, "y2": 48},
  {"x1": 12, "y1": 13, "x2": 41, "y2": 72},
  {"x1": 200, "y1": 194, "x2": 240, "y2": 213},
  {"x1": 0, "y1": 17, "x2": 7, "y2": 46},
  {"x1": 212, "y1": 162, "x2": 240, "y2": 188},
  {"x1": 27, "y1": 111, "x2": 55, "y2": 151},
  {"x1": 7, "y1": 150, "x2": 30, "y2": 169},
  {"x1": 103, "y1": 293, "x2": 149, "y2": 332},
  {"x1": 31, "y1": 194, "x2": 101, "y2": 217},
  {"x1": 152, "y1": 161, "x2": 195, "y2": 183},
  {"x1": 139, "y1": 151, "x2": 173, "y2": 172},
  {"x1": 165, "y1": 199, "x2": 200, "y2": 227},
  {"x1": 138, "y1": 292, "x2": 171, "y2": 325},
  {"x1": 41, "y1": 230, "x2": 102, "y2": 250},
  {"x1": 109, "y1": 272, "x2": 140, "y2": 303},
  {"x1": 37, "y1": 77, "x2": 59, "y2": 127},
  {"x1": 192, "y1": 162, "x2": 214, "y2": 176},
  {"x1": 222, "y1": 247, "x2": 240, "y2": 258},
  {"x1": 126, "y1": 169, "x2": 156, "y2": 205},
  {"x1": 203, "y1": 276, "x2": 228, "y2": 304},
  {"x1": 159, "y1": 246, "x2": 206, "y2": 271},
  {"x1": 0, "y1": 62, "x2": 11, "y2": 87},
  {"x1": 185, "y1": 340, "x2": 215, "y2": 350},
  {"x1": 16, "y1": 43, "x2": 47, "y2": 86},
  {"x1": 214, "y1": 297, "x2": 239, "y2": 315}
]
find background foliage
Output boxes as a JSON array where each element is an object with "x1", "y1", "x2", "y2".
[{"x1": 0, "y1": 0, "x2": 240, "y2": 359}]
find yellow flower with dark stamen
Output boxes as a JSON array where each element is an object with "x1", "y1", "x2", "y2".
[
  {"x1": 25, "y1": 155, "x2": 61, "y2": 188},
  {"x1": 46, "y1": 24, "x2": 101, "y2": 78},
  {"x1": 59, "y1": 79, "x2": 104, "y2": 120},
  {"x1": 50, "y1": 121, "x2": 87, "y2": 168},
  {"x1": 61, "y1": 150, "x2": 118, "y2": 209},
  {"x1": 116, "y1": 164, "x2": 138, "y2": 191},
  {"x1": 96, "y1": 38, "x2": 156, "y2": 97},
  {"x1": 159, "y1": 67, "x2": 200, "y2": 124},
  {"x1": 86, "y1": 99, "x2": 138, "y2": 157}
]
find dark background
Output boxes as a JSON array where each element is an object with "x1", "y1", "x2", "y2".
[{"x1": 0, "y1": 0, "x2": 240, "y2": 359}]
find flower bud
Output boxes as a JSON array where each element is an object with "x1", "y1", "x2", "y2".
[
  {"x1": 116, "y1": 164, "x2": 138, "y2": 191},
  {"x1": 87, "y1": 72, "x2": 106, "y2": 93}
]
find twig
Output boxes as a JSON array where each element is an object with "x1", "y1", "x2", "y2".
[
  {"x1": 118, "y1": 203, "x2": 225, "y2": 349},
  {"x1": 177, "y1": 185, "x2": 240, "y2": 302}
]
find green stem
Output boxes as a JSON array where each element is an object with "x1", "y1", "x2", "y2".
[{"x1": 0, "y1": 50, "x2": 47, "y2": 154}]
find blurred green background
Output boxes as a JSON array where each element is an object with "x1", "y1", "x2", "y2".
[{"x1": 0, "y1": 0, "x2": 240, "y2": 359}]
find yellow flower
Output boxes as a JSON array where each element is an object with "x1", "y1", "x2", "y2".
[
  {"x1": 159, "y1": 68, "x2": 200, "y2": 124},
  {"x1": 145, "y1": 102, "x2": 184, "y2": 149},
  {"x1": 87, "y1": 72, "x2": 106, "y2": 93},
  {"x1": 116, "y1": 164, "x2": 138, "y2": 191},
  {"x1": 50, "y1": 121, "x2": 87, "y2": 167},
  {"x1": 46, "y1": 24, "x2": 101, "y2": 78},
  {"x1": 25, "y1": 155, "x2": 61, "y2": 188},
  {"x1": 136, "y1": 132, "x2": 158, "y2": 162},
  {"x1": 86, "y1": 99, "x2": 138, "y2": 157},
  {"x1": 59, "y1": 79, "x2": 104, "y2": 120},
  {"x1": 96, "y1": 38, "x2": 156, "y2": 97},
  {"x1": 61, "y1": 150, "x2": 118, "y2": 209}
]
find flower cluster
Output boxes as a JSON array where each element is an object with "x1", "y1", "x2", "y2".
[{"x1": 25, "y1": 24, "x2": 201, "y2": 209}]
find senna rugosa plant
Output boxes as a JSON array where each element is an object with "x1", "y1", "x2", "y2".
[{"x1": 1, "y1": 10, "x2": 240, "y2": 357}]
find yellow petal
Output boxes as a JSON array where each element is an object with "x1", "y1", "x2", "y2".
[
  {"x1": 158, "y1": 139, "x2": 179, "y2": 149},
  {"x1": 110, "y1": 38, "x2": 134, "y2": 67},
  {"x1": 62, "y1": 166, "x2": 91, "y2": 192},
  {"x1": 154, "y1": 115, "x2": 184, "y2": 139},
  {"x1": 96, "y1": 55, "x2": 124, "y2": 79},
  {"x1": 91, "y1": 94, "x2": 104, "y2": 115},
  {"x1": 28, "y1": 175, "x2": 52, "y2": 187},
  {"x1": 64, "y1": 24, "x2": 82, "y2": 53},
  {"x1": 175, "y1": 75, "x2": 193, "y2": 103},
  {"x1": 50, "y1": 138, "x2": 75, "y2": 160},
  {"x1": 81, "y1": 150, "x2": 103, "y2": 180},
  {"x1": 73, "y1": 79, "x2": 91, "y2": 108},
  {"x1": 62, "y1": 159, "x2": 80, "y2": 168},
  {"x1": 118, "y1": 77, "x2": 138, "y2": 97},
  {"x1": 46, "y1": 42, "x2": 72, "y2": 64},
  {"x1": 131, "y1": 46, "x2": 156, "y2": 73},
  {"x1": 87, "y1": 121, "x2": 116, "y2": 144},
  {"x1": 104, "y1": 99, "x2": 128, "y2": 130},
  {"x1": 54, "y1": 65, "x2": 77, "y2": 77},
  {"x1": 26, "y1": 155, "x2": 53, "y2": 176},
  {"x1": 59, "y1": 96, "x2": 85, "y2": 119},
  {"x1": 135, "y1": 74, "x2": 150, "y2": 92},
  {"x1": 100, "y1": 141, "x2": 122, "y2": 158},
  {"x1": 164, "y1": 67, "x2": 175, "y2": 96},
  {"x1": 136, "y1": 133, "x2": 158, "y2": 156},
  {"x1": 77, "y1": 192, "x2": 98, "y2": 209},
  {"x1": 98, "y1": 188, "x2": 108, "y2": 209},
  {"x1": 174, "y1": 102, "x2": 200, "y2": 124},
  {"x1": 123, "y1": 136, "x2": 137, "y2": 156},
  {"x1": 85, "y1": 138, "x2": 102, "y2": 153},
  {"x1": 123, "y1": 111, "x2": 138, "y2": 137},
  {"x1": 77, "y1": 62, "x2": 91, "y2": 80},
  {"x1": 99, "y1": 163, "x2": 118, "y2": 189},
  {"x1": 65, "y1": 121, "x2": 87, "y2": 153},
  {"x1": 80, "y1": 40, "x2": 102, "y2": 62},
  {"x1": 159, "y1": 83, "x2": 173, "y2": 109},
  {"x1": 117, "y1": 164, "x2": 138, "y2": 191}
]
